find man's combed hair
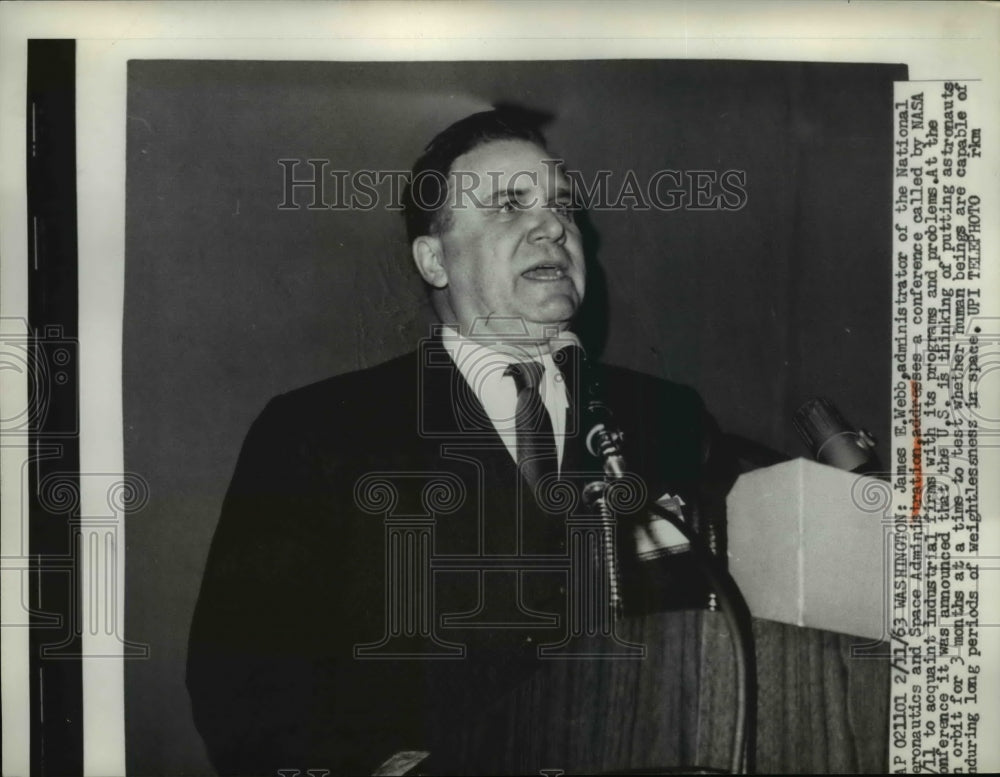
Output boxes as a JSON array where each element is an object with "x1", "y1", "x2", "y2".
[{"x1": 403, "y1": 105, "x2": 553, "y2": 243}]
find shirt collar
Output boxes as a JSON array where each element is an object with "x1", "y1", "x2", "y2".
[
  {"x1": 440, "y1": 325, "x2": 563, "y2": 395},
  {"x1": 440, "y1": 326, "x2": 570, "y2": 466}
]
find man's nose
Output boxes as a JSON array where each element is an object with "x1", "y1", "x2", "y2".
[{"x1": 527, "y1": 203, "x2": 567, "y2": 244}]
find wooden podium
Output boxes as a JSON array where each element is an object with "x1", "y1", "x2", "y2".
[{"x1": 445, "y1": 460, "x2": 890, "y2": 774}]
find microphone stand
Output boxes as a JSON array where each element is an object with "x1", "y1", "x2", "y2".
[
  {"x1": 582, "y1": 411, "x2": 628, "y2": 618},
  {"x1": 573, "y1": 346, "x2": 757, "y2": 775}
]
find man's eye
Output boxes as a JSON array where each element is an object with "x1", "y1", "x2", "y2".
[{"x1": 497, "y1": 199, "x2": 526, "y2": 215}]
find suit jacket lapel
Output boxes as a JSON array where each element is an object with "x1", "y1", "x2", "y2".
[{"x1": 416, "y1": 334, "x2": 586, "y2": 555}]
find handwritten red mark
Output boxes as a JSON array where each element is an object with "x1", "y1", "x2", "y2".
[{"x1": 910, "y1": 379, "x2": 922, "y2": 522}]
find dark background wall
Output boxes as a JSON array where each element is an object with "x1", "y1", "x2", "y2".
[{"x1": 124, "y1": 59, "x2": 904, "y2": 774}]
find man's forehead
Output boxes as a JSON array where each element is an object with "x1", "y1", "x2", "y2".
[{"x1": 448, "y1": 139, "x2": 569, "y2": 187}]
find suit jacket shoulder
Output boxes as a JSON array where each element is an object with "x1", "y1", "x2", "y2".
[{"x1": 261, "y1": 350, "x2": 420, "y2": 442}]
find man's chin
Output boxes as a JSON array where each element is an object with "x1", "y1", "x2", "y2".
[
  {"x1": 454, "y1": 297, "x2": 580, "y2": 341},
  {"x1": 522, "y1": 309, "x2": 578, "y2": 341},
  {"x1": 526, "y1": 298, "x2": 580, "y2": 329}
]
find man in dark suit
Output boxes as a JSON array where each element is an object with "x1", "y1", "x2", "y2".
[{"x1": 187, "y1": 108, "x2": 734, "y2": 776}]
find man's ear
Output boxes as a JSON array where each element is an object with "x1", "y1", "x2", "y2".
[{"x1": 412, "y1": 235, "x2": 448, "y2": 288}]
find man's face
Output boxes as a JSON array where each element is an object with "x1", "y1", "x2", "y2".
[{"x1": 413, "y1": 139, "x2": 585, "y2": 345}]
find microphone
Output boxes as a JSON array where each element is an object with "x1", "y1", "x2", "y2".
[
  {"x1": 550, "y1": 333, "x2": 626, "y2": 615},
  {"x1": 793, "y1": 397, "x2": 880, "y2": 474},
  {"x1": 549, "y1": 334, "x2": 626, "y2": 477}
]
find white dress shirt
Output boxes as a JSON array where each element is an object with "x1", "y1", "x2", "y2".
[{"x1": 441, "y1": 326, "x2": 569, "y2": 470}]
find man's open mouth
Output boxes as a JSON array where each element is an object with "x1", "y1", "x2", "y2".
[{"x1": 521, "y1": 264, "x2": 569, "y2": 281}]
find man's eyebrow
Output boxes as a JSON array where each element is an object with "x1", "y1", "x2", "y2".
[
  {"x1": 485, "y1": 185, "x2": 530, "y2": 205},
  {"x1": 550, "y1": 185, "x2": 574, "y2": 201},
  {"x1": 486, "y1": 183, "x2": 574, "y2": 204}
]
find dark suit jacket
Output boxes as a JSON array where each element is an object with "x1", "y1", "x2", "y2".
[{"x1": 187, "y1": 338, "x2": 735, "y2": 776}]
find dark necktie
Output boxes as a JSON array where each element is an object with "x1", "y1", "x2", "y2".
[{"x1": 504, "y1": 360, "x2": 558, "y2": 492}]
